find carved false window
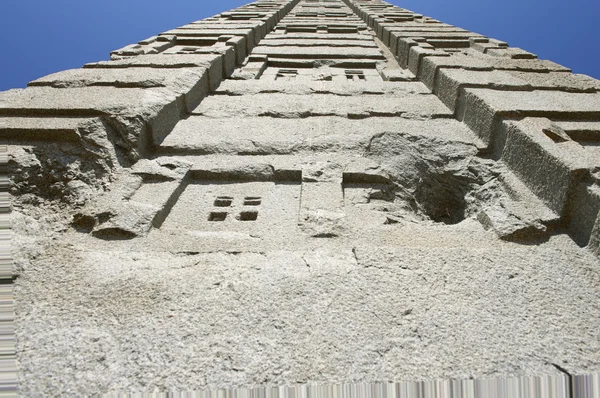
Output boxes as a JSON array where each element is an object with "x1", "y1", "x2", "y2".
[
  {"x1": 276, "y1": 69, "x2": 299, "y2": 81},
  {"x1": 345, "y1": 70, "x2": 366, "y2": 81}
]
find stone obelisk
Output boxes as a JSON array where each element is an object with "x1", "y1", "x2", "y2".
[{"x1": 2, "y1": 0, "x2": 600, "y2": 395}]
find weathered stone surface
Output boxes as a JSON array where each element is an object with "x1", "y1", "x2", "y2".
[
  {"x1": 435, "y1": 68, "x2": 531, "y2": 110},
  {"x1": 1, "y1": 86, "x2": 177, "y2": 117},
  {"x1": 159, "y1": 116, "x2": 482, "y2": 155},
  {"x1": 432, "y1": 70, "x2": 600, "y2": 113},
  {"x1": 475, "y1": 171, "x2": 559, "y2": 240},
  {"x1": 252, "y1": 45, "x2": 386, "y2": 59},
  {"x1": 485, "y1": 47, "x2": 537, "y2": 59},
  {"x1": 419, "y1": 54, "x2": 570, "y2": 89},
  {"x1": 5, "y1": 0, "x2": 600, "y2": 395},
  {"x1": 266, "y1": 57, "x2": 381, "y2": 68},
  {"x1": 457, "y1": 88, "x2": 600, "y2": 145},
  {"x1": 29, "y1": 68, "x2": 173, "y2": 88},
  {"x1": 191, "y1": 92, "x2": 453, "y2": 118},
  {"x1": 500, "y1": 118, "x2": 597, "y2": 215},
  {"x1": 567, "y1": 179, "x2": 600, "y2": 247},
  {"x1": 84, "y1": 53, "x2": 222, "y2": 69},
  {"x1": 507, "y1": 71, "x2": 600, "y2": 92},
  {"x1": 2, "y1": 86, "x2": 186, "y2": 157},
  {"x1": 2, "y1": 116, "x2": 93, "y2": 141},
  {"x1": 28, "y1": 67, "x2": 211, "y2": 113},
  {"x1": 265, "y1": 33, "x2": 374, "y2": 40},
  {"x1": 259, "y1": 38, "x2": 378, "y2": 47},
  {"x1": 215, "y1": 77, "x2": 427, "y2": 96}
]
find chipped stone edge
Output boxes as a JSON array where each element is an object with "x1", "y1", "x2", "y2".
[{"x1": 343, "y1": 0, "x2": 600, "y2": 255}]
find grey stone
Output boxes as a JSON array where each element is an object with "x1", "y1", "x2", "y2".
[
  {"x1": 27, "y1": 67, "x2": 211, "y2": 112},
  {"x1": 435, "y1": 68, "x2": 531, "y2": 110},
  {"x1": 191, "y1": 92, "x2": 454, "y2": 118},
  {"x1": 507, "y1": 71, "x2": 600, "y2": 93},
  {"x1": 419, "y1": 54, "x2": 571, "y2": 90},
  {"x1": 457, "y1": 88, "x2": 600, "y2": 146},
  {"x1": 6, "y1": 0, "x2": 600, "y2": 395},
  {"x1": 252, "y1": 45, "x2": 386, "y2": 59},
  {"x1": 2, "y1": 85, "x2": 191, "y2": 154},
  {"x1": 486, "y1": 47, "x2": 537, "y2": 59},
  {"x1": 259, "y1": 38, "x2": 378, "y2": 47},
  {"x1": 264, "y1": 33, "x2": 374, "y2": 41},
  {"x1": 84, "y1": 53, "x2": 222, "y2": 69},
  {"x1": 500, "y1": 118, "x2": 597, "y2": 215},
  {"x1": 158, "y1": 116, "x2": 482, "y2": 155},
  {"x1": 29, "y1": 67, "x2": 173, "y2": 89},
  {"x1": 214, "y1": 78, "x2": 431, "y2": 95},
  {"x1": 2, "y1": 116, "x2": 93, "y2": 142},
  {"x1": 567, "y1": 179, "x2": 600, "y2": 246},
  {"x1": 475, "y1": 172, "x2": 560, "y2": 240}
]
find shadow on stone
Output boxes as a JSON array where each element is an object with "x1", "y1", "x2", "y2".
[
  {"x1": 414, "y1": 172, "x2": 470, "y2": 225},
  {"x1": 91, "y1": 228, "x2": 137, "y2": 241}
]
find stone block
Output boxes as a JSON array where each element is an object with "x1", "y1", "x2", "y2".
[
  {"x1": 469, "y1": 37, "x2": 508, "y2": 51},
  {"x1": 258, "y1": 38, "x2": 377, "y2": 48},
  {"x1": 165, "y1": 29, "x2": 257, "y2": 53},
  {"x1": 552, "y1": 121, "x2": 600, "y2": 147},
  {"x1": 506, "y1": 71, "x2": 600, "y2": 93},
  {"x1": 190, "y1": 93, "x2": 453, "y2": 119},
  {"x1": 419, "y1": 53, "x2": 494, "y2": 89},
  {"x1": 158, "y1": 116, "x2": 481, "y2": 156},
  {"x1": 266, "y1": 57, "x2": 379, "y2": 69},
  {"x1": 299, "y1": 181, "x2": 347, "y2": 238},
  {"x1": 215, "y1": 45, "x2": 237, "y2": 78},
  {"x1": 486, "y1": 47, "x2": 537, "y2": 59},
  {"x1": 380, "y1": 69, "x2": 416, "y2": 82},
  {"x1": 567, "y1": 180, "x2": 600, "y2": 247},
  {"x1": 435, "y1": 68, "x2": 531, "y2": 110},
  {"x1": 394, "y1": 37, "x2": 421, "y2": 67},
  {"x1": 226, "y1": 36, "x2": 248, "y2": 64},
  {"x1": 84, "y1": 53, "x2": 221, "y2": 70},
  {"x1": 407, "y1": 45, "x2": 450, "y2": 77},
  {"x1": 264, "y1": 33, "x2": 373, "y2": 41},
  {"x1": 500, "y1": 118, "x2": 596, "y2": 215},
  {"x1": 1, "y1": 86, "x2": 187, "y2": 155},
  {"x1": 214, "y1": 79, "x2": 431, "y2": 96},
  {"x1": 476, "y1": 170, "x2": 560, "y2": 240},
  {"x1": 387, "y1": 30, "x2": 483, "y2": 42},
  {"x1": 29, "y1": 68, "x2": 170, "y2": 89},
  {"x1": 3, "y1": 117, "x2": 94, "y2": 142},
  {"x1": 27, "y1": 66, "x2": 211, "y2": 108},
  {"x1": 77, "y1": 159, "x2": 191, "y2": 239},
  {"x1": 386, "y1": 26, "x2": 472, "y2": 50},
  {"x1": 0, "y1": 86, "x2": 174, "y2": 117},
  {"x1": 231, "y1": 57, "x2": 268, "y2": 80},
  {"x1": 457, "y1": 88, "x2": 600, "y2": 146},
  {"x1": 484, "y1": 57, "x2": 572, "y2": 73},
  {"x1": 251, "y1": 45, "x2": 385, "y2": 59},
  {"x1": 182, "y1": 22, "x2": 263, "y2": 31},
  {"x1": 35, "y1": 66, "x2": 209, "y2": 113}
]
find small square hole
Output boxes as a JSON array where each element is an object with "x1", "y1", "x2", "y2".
[
  {"x1": 345, "y1": 70, "x2": 366, "y2": 81},
  {"x1": 214, "y1": 196, "x2": 233, "y2": 207},
  {"x1": 276, "y1": 69, "x2": 298, "y2": 80},
  {"x1": 238, "y1": 211, "x2": 258, "y2": 221},
  {"x1": 244, "y1": 197, "x2": 262, "y2": 206},
  {"x1": 208, "y1": 212, "x2": 228, "y2": 222}
]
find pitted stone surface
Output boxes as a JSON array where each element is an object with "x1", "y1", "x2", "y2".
[{"x1": 4, "y1": 0, "x2": 600, "y2": 395}]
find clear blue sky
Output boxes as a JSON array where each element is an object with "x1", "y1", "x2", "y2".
[{"x1": 1, "y1": 0, "x2": 598, "y2": 92}]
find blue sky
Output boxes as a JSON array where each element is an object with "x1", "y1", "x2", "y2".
[{"x1": 1, "y1": 0, "x2": 598, "y2": 91}]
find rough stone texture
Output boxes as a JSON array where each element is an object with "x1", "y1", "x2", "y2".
[{"x1": 3, "y1": 0, "x2": 600, "y2": 396}]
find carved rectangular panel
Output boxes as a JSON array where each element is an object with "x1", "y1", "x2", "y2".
[{"x1": 161, "y1": 181, "x2": 301, "y2": 236}]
